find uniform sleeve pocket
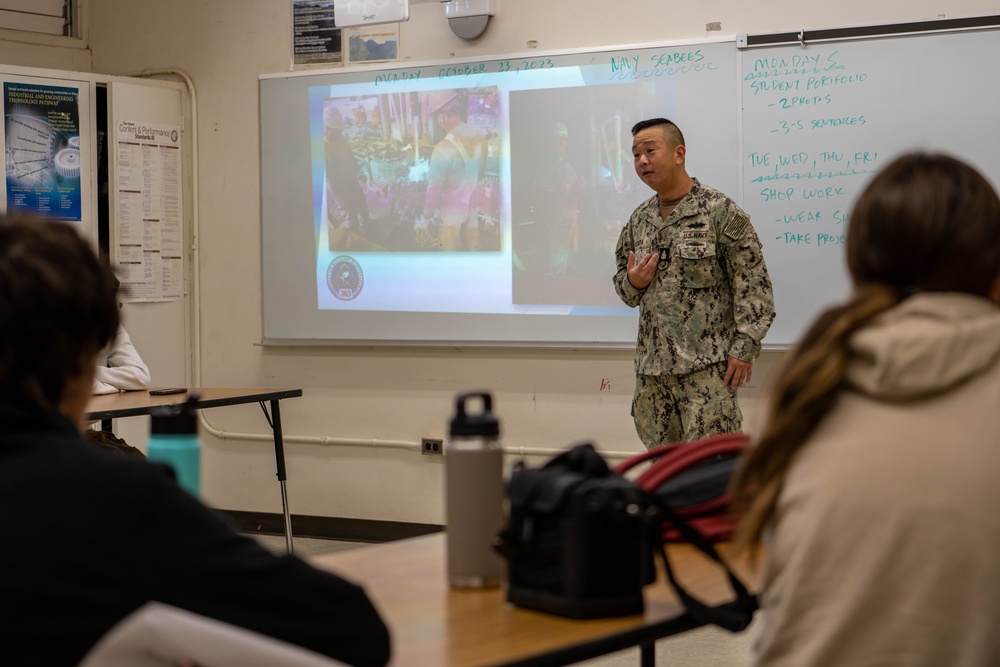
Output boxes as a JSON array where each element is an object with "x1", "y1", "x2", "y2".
[{"x1": 676, "y1": 241, "x2": 719, "y2": 287}]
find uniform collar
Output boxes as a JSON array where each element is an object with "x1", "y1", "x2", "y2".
[{"x1": 656, "y1": 178, "x2": 701, "y2": 225}]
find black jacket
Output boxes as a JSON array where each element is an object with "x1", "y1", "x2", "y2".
[{"x1": 0, "y1": 400, "x2": 390, "y2": 666}]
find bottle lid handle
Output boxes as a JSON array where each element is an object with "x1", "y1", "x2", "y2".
[{"x1": 449, "y1": 391, "x2": 499, "y2": 437}]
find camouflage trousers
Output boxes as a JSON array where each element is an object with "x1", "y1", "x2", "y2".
[{"x1": 631, "y1": 361, "x2": 743, "y2": 448}]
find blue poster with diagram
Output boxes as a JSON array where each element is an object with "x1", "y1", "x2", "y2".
[{"x1": 4, "y1": 82, "x2": 82, "y2": 221}]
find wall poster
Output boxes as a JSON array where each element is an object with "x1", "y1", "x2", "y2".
[
  {"x1": 114, "y1": 119, "x2": 183, "y2": 302},
  {"x1": 293, "y1": 0, "x2": 343, "y2": 67},
  {"x1": 346, "y1": 25, "x2": 399, "y2": 65},
  {"x1": 3, "y1": 81, "x2": 82, "y2": 221}
]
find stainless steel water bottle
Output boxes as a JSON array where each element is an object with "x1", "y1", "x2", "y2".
[
  {"x1": 147, "y1": 393, "x2": 201, "y2": 497},
  {"x1": 445, "y1": 391, "x2": 505, "y2": 588}
]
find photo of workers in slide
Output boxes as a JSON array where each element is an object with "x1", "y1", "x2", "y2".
[
  {"x1": 317, "y1": 87, "x2": 501, "y2": 253},
  {"x1": 508, "y1": 83, "x2": 660, "y2": 307}
]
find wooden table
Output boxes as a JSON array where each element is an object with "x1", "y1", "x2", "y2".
[
  {"x1": 86, "y1": 388, "x2": 303, "y2": 553},
  {"x1": 312, "y1": 533, "x2": 760, "y2": 667}
]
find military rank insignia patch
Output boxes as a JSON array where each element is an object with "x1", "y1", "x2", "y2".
[{"x1": 723, "y1": 212, "x2": 750, "y2": 241}]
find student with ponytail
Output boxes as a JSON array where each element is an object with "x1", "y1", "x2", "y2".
[{"x1": 731, "y1": 152, "x2": 1000, "y2": 666}]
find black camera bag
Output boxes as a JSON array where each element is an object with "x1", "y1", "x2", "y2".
[
  {"x1": 495, "y1": 441, "x2": 756, "y2": 631},
  {"x1": 494, "y1": 443, "x2": 655, "y2": 619}
]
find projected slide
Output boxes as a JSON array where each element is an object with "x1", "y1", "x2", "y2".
[
  {"x1": 313, "y1": 87, "x2": 501, "y2": 254},
  {"x1": 261, "y1": 40, "x2": 738, "y2": 344},
  {"x1": 307, "y1": 70, "x2": 682, "y2": 315}
]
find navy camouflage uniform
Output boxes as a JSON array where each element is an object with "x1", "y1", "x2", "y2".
[{"x1": 613, "y1": 179, "x2": 775, "y2": 447}]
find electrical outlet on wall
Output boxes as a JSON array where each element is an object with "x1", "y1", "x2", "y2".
[{"x1": 421, "y1": 438, "x2": 444, "y2": 455}]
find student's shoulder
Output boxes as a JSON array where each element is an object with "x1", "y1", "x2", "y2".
[{"x1": 63, "y1": 436, "x2": 177, "y2": 493}]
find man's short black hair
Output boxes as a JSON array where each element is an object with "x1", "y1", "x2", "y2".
[{"x1": 631, "y1": 118, "x2": 686, "y2": 148}]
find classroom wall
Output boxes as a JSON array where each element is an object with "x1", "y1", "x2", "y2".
[
  {"x1": 0, "y1": 34, "x2": 91, "y2": 72},
  {"x1": 78, "y1": 0, "x2": 996, "y2": 527}
]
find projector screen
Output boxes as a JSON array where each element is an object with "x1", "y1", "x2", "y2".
[{"x1": 260, "y1": 37, "x2": 738, "y2": 346}]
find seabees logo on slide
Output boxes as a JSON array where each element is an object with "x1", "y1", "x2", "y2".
[{"x1": 326, "y1": 256, "x2": 364, "y2": 301}]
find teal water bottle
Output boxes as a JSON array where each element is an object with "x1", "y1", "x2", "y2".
[{"x1": 148, "y1": 393, "x2": 201, "y2": 496}]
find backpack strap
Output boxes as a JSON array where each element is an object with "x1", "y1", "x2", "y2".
[
  {"x1": 651, "y1": 494, "x2": 757, "y2": 632},
  {"x1": 613, "y1": 442, "x2": 685, "y2": 475},
  {"x1": 633, "y1": 433, "x2": 748, "y2": 491},
  {"x1": 614, "y1": 433, "x2": 748, "y2": 477}
]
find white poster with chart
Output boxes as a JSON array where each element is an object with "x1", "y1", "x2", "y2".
[
  {"x1": 107, "y1": 78, "x2": 189, "y2": 418},
  {"x1": 113, "y1": 119, "x2": 183, "y2": 302}
]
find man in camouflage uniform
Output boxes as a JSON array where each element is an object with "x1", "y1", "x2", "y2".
[{"x1": 613, "y1": 118, "x2": 775, "y2": 448}]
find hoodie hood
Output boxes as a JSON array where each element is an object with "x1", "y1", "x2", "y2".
[{"x1": 846, "y1": 292, "x2": 1000, "y2": 401}]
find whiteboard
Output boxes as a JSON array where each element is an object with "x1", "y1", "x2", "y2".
[
  {"x1": 259, "y1": 37, "x2": 738, "y2": 346},
  {"x1": 260, "y1": 18, "x2": 1000, "y2": 348},
  {"x1": 740, "y1": 27, "x2": 1000, "y2": 346}
]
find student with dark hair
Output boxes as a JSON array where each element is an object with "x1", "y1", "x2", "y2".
[
  {"x1": 0, "y1": 215, "x2": 390, "y2": 667},
  {"x1": 613, "y1": 117, "x2": 775, "y2": 447},
  {"x1": 732, "y1": 152, "x2": 1000, "y2": 666}
]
